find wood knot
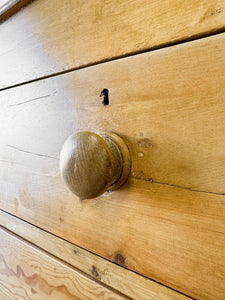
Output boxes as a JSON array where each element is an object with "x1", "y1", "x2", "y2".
[
  {"x1": 91, "y1": 265, "x2": 100, "y2": 278},
  {"x1": 113, "y1": 252, "x2": 127, "y2": 266}
]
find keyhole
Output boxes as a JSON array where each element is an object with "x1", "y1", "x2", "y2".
[{"x1": 100, "y1": 89, "x2": 109, "y2": 106}]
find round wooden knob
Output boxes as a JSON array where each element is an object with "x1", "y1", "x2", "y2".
[{"x1": 60, "y1": 131, "x2": 131, "y2": 199}]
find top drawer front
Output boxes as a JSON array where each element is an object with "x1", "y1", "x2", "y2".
[
  {"x1": 1, "y1": 0, "x2": 225, "y2": 88},
  {"x1": 0, "y1": 34, "x2": 225, "y2": 299}
]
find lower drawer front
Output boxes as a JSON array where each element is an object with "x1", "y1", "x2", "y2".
[
  {"x1": 0, "y1": 33, "x2": 225, "y2": 300},
  {"x1": 0, "y1": 228, "x2": 125, "y2": 300}
]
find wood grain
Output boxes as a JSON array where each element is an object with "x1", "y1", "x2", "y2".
[
  {"x1": 0, "y1": 34, "x2": 225, "y2": 299},
  {"x1": 1, "y1": 33, "x2": 225, "y2": 194},
  {"x1": 0, "y1": 228, "x2": 126, "y2": 300},
  {"x1": 1, "y1": 180, "x2": 225, "y2": 300},
  {"x1": 0, "y1": 211, "x2": 191, "y2": 300},
  {"x1": 1, "y1": 0, "x2": 225, "y2": 88}
]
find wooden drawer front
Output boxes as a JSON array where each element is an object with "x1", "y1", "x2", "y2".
[
  {"x1": 0, "y1": 212, "x2": 191, "y2": 300},
  {"x1": 0, "y1": 33, "x2": 225, "y2": 299},
  {"x1": 0, "y1": 228, "x2": 125, "y2": 300},
  {"x1": 1, "y1": 0, "x2": 225, "y2": 88}
]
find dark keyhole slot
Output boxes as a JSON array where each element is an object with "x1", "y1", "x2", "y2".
[{"x1": 100, "y1": 89, "x2": 109, "y2": 106}]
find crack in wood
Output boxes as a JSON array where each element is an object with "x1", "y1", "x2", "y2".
[
  {"x1": 131, "y1": 176, "x2": 225, "y2": 196},
  {"x1": 7, "y1": 144, "x2": 59, "y2": 160},
  {"x1": 5, "y1": 144, "x2": 225, "y2": 196},
  {"x1": 8, "y1": 94, "x2": 51, "y2": 107}
]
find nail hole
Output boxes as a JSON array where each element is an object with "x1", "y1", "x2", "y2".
[{"x1": 100, "y1": 88, "x2": 109, "y2": 106}]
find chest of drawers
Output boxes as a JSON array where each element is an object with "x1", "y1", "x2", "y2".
[{"x1": 0, "y1": 1, "x2": 225, "y2": 299}]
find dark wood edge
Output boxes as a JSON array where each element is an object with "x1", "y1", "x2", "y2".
[{"x1": 0, "y1": 0, "x2": 32, "y2": 23}]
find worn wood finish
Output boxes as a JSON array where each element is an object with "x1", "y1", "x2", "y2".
[
  {"x1": 0, "y1": 228, "x2": 126, "y2": 300},
  {"x1": 1, "y1": 0, "x2": 225, "y2": 89},
  {"x1": 0, "y1": 34, "x2": 225, "y2": 299},
  {"x1": 0, "y1": 211, "x2": 191, "y2": 300},
  {"x1": 0, "y1": 0, "x2": 31, "y2": 22},
  {"x1": 60, "y1": 131, "x2": 131, "y2": 199},
  {"x1": 1, "y1": 180, "x2": 225, "y2": 300},
  {"x1": 1, "y1": 33, "x2": 225, "y2": 194}
]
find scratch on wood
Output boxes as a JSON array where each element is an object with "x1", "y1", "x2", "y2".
[
  {"x1": 199, "y1": 7, "x2": 225, "y2": 23},
  {"x1": 215, "y1": 231, "x2": 225, "y2": 235},
  {"x1": 7, "y1": 145, "x2": 59, "y2": 160},
  {"x1": 8, "y1": 94, "x2": 51, "y2": 107},
  {"x1": 211, "y1": 8, "x2": 225, "y2": 15}
]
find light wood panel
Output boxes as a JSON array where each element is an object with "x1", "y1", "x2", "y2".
[
  {"x1": 0, "y1": 34, "x2": 225, "y2": 299},
  {"x1": 1, "y1": 33, "x2": 225, "y2": 194},
  {"x1": 0, "y1": 228, "x2": 126, "y2": 300},
  {"x1": 1, "y1": 0, "x2": 225, "y2": 89},
  {"x1": 1, "y1": 179, "x2": 225, "y2": 300},
  {"x1": 0, "y1": 211, "x2": 190, "y2": 300}
]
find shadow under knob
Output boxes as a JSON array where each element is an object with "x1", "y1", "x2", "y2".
[{"x1": 60, "y1": 131, "x2": 131, "y2": 200}]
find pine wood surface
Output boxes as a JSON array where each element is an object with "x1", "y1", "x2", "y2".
[
  {"x1": 0, "y1": 211, "x2": 191, "y2": 300},
  {"x1": 0, "y1": 228, "x2": 126, "y2": 300},
  {"x1": 0, "y1": 34, "x2": 225, "y2": 299},
  {"x1": 0, "y1": 0, "x2": 225, "y2": 89}
]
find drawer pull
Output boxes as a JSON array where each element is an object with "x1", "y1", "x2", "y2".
[{"x1": 60, "y1": 132, "x2": 131, "y2": 200}]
